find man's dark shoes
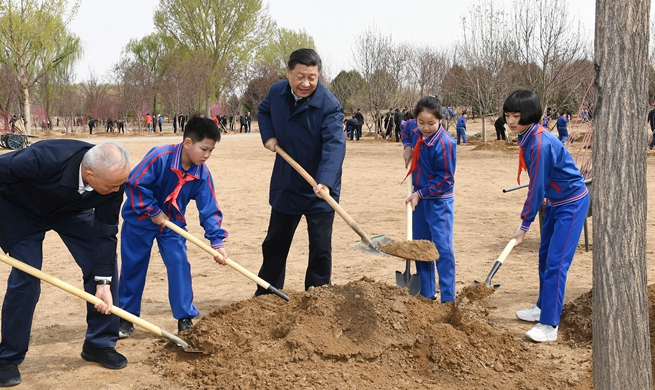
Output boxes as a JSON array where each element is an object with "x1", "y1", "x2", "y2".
[
  {"x1": 0, "y1": 364, "x2": 20, "y2": 387},
  {"x1": 178, "y1": 318, "x2": 193, "y2": 333},
  {"x1": 118, "y1": 319, "x2": 134, "y2": 339},
  {"x1": 81, "y1": 344, "x2": 127, "y2": 370}
]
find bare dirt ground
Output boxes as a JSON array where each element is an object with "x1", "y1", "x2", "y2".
[{"x1": 1, "y1": 118, "x2": 654, "y2": 389}]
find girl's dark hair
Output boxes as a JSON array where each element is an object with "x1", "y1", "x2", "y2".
[
  {"x1": 503, "y1": 90, "x2": 542, "y2": 125},
  {"x1": 183, "y1": 116, "x2": 221, "y2": 143},
  {"x1": 288, "y1": 48, "x2": 322, "y2": 72},
  {"x1": 414, "y1": 95, "x2": 443, "y2": 120}
]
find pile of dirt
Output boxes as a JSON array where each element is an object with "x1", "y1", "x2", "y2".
[
  {"x1": 379, "y1": 240, "x2": 440, "y2": 261},
  {"x1": 151, "y1": 278, "x2": 582, "y2": 389}
]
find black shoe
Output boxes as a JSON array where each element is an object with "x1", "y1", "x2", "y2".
[
  {"x1": 0, "y1": 364, "x2": 21, "y2": 387},
  {"x1": 118, "y1": 319, "x2": 134, "y2": 339},
  {"x1": 81, "y1": 344, "x2": 127, "y2": 370},
  {"x1": 178, "y1": 318, "x2": 193, "y2": 333}
]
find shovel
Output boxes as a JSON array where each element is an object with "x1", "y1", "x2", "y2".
[
  {"x1": 274, "y1": 145, "x2": 383, "y2": 254},
  {"x1": 472, "y1": 238, "x2": 516, "y2": 290},
  {"x1": 0, "y1": 252, "x2": 201, "y2": 353},
  {"x1": 163, "y1": 220, "x2": 290, "y2": 302},
  {"x1": 395, "y1": 179, "x2": 421, "y2": 296}
]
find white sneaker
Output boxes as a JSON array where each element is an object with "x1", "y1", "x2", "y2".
[
  {"x1": 526, "y1": 323, "x2": 558, "y2": 342},
  {"x1": 516, "y1": 305, "x2": 541, "y2": 322}
]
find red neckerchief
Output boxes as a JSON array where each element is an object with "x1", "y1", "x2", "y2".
[
  {"x1": 402, "y1": 137, "x2": 425, "y2": 183},
  {"x1": 164, "y1": 169, "x2": 196, "y2": 213},
  {"x1": 517, "y1": 125, "x2": 546, "y2": 184}
]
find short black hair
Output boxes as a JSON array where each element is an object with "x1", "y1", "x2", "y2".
[
  {"x1": 183, "y1": 116, "x2": 221, "y2": 143},
  {"x1": 288, "y1": 48, "x2": 322, "y2": 72},
  {"x1": 414, "y1": 95, "x2": 443, "y2": 120},
  {"x1": 503, "y1": 90, "x2": 542, "y2": 125}
]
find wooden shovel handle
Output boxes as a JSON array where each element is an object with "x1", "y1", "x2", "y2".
[
  {"x1": 497, "y1": 239, "x2": 517, "y2": 264},
  {"x1": 274, "y1": 144, "x2": 377, "y2": 250},
  {"x1": 163, "y1": 221, "x2": 290, "y2": 301},
  {"x1": 0, "y1": 252, "x2": 189, "y2": 349}
]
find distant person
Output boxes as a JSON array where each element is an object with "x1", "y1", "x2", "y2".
[
  {"x1": 239, "y1": 115, "x2": 247, "y2": 133},
  {"x1": 157, "y1": 114, "x2": 163, "y2": 132},
  {"x1": 504, "y1": 90, "x2": 589, "y2": 343},
  {"x1": 400, "y1": 95, "x2": 457, "y2": 302},
  {"x1": 246, "y1": 112, "x2": 252, "y2": 133},
  {"x1": 345, "y1": 115, "x2": 359, "y2": 140},
  {"x1": 254, "y1": 48, "x2": 345, "y2": 296},
  {"x1": 494, "y1": 114, "x2": 506, "y2": 141},
  {"x1": 88, "y1": 118, "x2": 96, "y2": 135},
  {"x1": 0, "y1": 141, "x2": 131, "y2": 386},
  {"x1": 456, "y1": 111, "x2": 468, "y2": 145},
  {"x1": 354, "y1": 108, "x2": 364, "y2": 139},
  {"x1": 556, "y1": 111, "x2": 569, "y2": 143},
  {"x1": 178, "y1": 113, "x2": 186, "y2": 132},
  {"x1": 393, "y1": 108, "x2": 404, "y2": 142},
  {"x1": 145, "y1": 113, "x2": 152, "y2": 132},
  {"x1": 118, "y1": 116, "x2": 229, "y2": 338},
  {"x1": 384, "y1": 108, "x2": 394, "y2": 139},
  {"x1": 648, "y1": 104, "x2": 655, "y2": 149}
]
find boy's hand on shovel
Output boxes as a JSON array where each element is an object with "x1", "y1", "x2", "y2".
[
  {"x1": 94, "y1": 284, "x2": 113, "y2": 315},
  {"x1": 509, "y1": 229, "x2": 526, "y2": 246},
  {"x1": 213, "y1": 247, "x2": 228, "y2": 266}
]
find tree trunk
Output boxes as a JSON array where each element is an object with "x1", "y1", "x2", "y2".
[
  {"x1": 22, "y1": 86, "x2": 31, "y2": 135},
  {"x1": 481, "y1": 114, "x2": 487, "y2": 142},
  {"x1": 592, "y1": 0, "x2": 651, "y2": 388}
]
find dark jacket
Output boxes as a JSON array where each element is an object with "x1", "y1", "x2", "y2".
[
  {"x1": 258, "y1": 79, "x2": 346, "y2": 214},
  {"x1": 0, "y1": 139, "x2": 125, "y2": 276},
  {"x1": 394, "y1": 110, "x2": 404, "y2": 128}
]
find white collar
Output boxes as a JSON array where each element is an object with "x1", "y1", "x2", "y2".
[{"x1": 78, "y1": 164, "x2": 94, "y2": 194}]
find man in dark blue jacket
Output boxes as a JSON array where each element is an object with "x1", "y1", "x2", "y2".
[
  {"x1": 0, "y1": 140, "x2": 131, "y2": 386},
  {"x1": 255, "y1": 48, "x2": 346, "y2": 295}
]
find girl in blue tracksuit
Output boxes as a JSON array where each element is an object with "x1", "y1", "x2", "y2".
[
  {"x1": 118, "y1": 117, "x2": 229, "y2": 336},
  {"x1": 401, "y1": 95, "x2": 457, "y2": 302},
  {"x1": 504, "y1": 90, "x2": 589, "y2": 343}
]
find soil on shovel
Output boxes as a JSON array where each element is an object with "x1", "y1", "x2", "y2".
[
  {"x1": 378, "y1": 240, "x2": 440, "y2": 261},
  {"x1": 151, "y1": 278, "x2": 585, "y2": 389},
  {"x1": 460, "y1": 283, "x2": 496, "y2": 301}
]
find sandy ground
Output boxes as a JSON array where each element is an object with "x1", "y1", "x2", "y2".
[{"x1": 0, "y1": 118, "x2": 653, "y2": 389}]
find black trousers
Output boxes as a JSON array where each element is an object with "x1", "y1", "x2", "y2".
[
  {"x1": 255, "y1": 209, "x2": 334, "y2": 295},
  {"x1": 0, "y1": 210, "x2": 119, "y2": 365}
]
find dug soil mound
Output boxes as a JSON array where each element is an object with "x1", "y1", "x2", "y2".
[
  {"x1": 152, "y1": 278, "x2": 582, "y2": 389},
  {"x1": 559, "y1": 284, "x2": 655, "y2": 379}
]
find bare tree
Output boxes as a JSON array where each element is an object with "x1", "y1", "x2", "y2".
[
  {"x1": 592, "y1": 0, "x2": 652, "y2": 388},
  {"x1": 457, "y1": 0, "x2": 511, "y2": 141},
  {"x1": 510, "y1": 0, "x2": 591, "y2": 109},
  {"x1": 407, "y1": 45, "x2": 451, "y2": 98},
  {"x1": 352, "y1": 27, "x2": 400, "y2": 139}
]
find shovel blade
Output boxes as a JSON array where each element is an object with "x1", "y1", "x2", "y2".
[
  {"x1": 355, "y1": 235, "x2": 394, "y2": 255},
  {"x1": 407, "y1": 274, "x2": 421, "y2": 296},
  {"x1": 395, "y1": 270, "x2": 421, "y2": 296}
]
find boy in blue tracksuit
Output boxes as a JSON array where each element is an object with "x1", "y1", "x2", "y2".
[
  {"x1": 455, "y1": 111, "x2": 468, "y2": 145},
  {"x1": 504, "y1": 90, "x2": 589, "y2": 343},
  {"x1": 556, "y1": 111, "x2": 569, "y2": 142},
  {"x1": 401, "y1": 95, "x2": 457, "y2": 302},
  {"x1": 118, "y1": 116, "x2": 229, "y2": 337}
]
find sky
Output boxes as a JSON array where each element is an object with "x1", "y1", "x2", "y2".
[{"x1": 69, "y1": 0, "x2": 604, "y2": 83}]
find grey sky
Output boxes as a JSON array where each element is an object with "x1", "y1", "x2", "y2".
[{"x1": 69, "y1": 0, "x2": 601, "y2": 83}]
